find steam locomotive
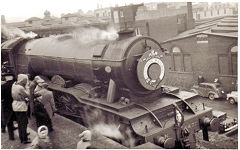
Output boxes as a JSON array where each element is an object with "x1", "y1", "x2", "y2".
[{"x1": 1, "y1": 31, "x2": 220, "y2": 148}]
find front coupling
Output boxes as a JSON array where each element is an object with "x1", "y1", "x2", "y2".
[{"x1": 154, "y1": 136, "x2": 175, "y2": 149}]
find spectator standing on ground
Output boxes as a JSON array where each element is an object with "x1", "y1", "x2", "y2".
[
  {"x1": 34, "y1": 81, "x2": 57, "y2": 131},
  {"x1": 28, "y1": 76, "x2": 42, "y2": 118},
  {"x1": 1, "y1": 75, "x2": 16, "y2": 140},
  {"x1": 11, "y1": 74, "x2": 31, "y2": 144},
  {"x1": 33, "y1": 97, "x2": 52, "y2": 132}
]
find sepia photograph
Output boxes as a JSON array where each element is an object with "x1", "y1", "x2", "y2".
[{"x1": 1, "y1": 0, "x2": 238, "y2": 149}]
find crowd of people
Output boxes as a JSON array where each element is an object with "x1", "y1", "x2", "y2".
[
  {"x1": 2, "y1": 73, "x2": 93, "y2": 149},
  {"x1": 1, "y1": 73, "x2": 57, "y2": 145}
]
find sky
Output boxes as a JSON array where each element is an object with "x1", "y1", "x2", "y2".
[
  {"x1": 0, "y1": 0, "x2": 155, "y2": 22},
  {"x1": 1, "y1": 0, "x2": 238, "y2": 23}
]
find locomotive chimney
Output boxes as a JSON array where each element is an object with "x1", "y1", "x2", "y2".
[
  {"x1": 187, "y1": 2, "x2": 195, "y2": 30},
  {"x1": 111, "y1": 3, "x2": 143, "y2": 39}
]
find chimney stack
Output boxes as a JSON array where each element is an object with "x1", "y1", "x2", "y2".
[
  {"x1": 187, "y1": 2, "x2": 195, "y2": 30},
  {"x1": 1, "y1": 15, "x2": 6, "y2": 24}
]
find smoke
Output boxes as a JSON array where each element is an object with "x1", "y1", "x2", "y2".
[
  {"x1": 83, "y1": 107, "x2": 136, "y2": 147},
  {"x1": 71, "y1": 26, "x2": 119, "y2": 44},
  {"x1": 1, "y1": 25, "x2": 37, "y2": 40},
  {"x1": 92, "y1": 123, "x2": 123, "y2": 141}
]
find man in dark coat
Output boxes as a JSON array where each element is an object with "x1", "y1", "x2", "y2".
[
  {"x1": 28, "y1": 76, "x2": 41, "y2": 118},
  {"x1": 1, "y1": 75, "x2": 16, "y2": 140},
  {"x1": 33, "y1": 99, "x2": 53, "y2": 132}
]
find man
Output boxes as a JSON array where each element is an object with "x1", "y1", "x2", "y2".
[
  {"x1": 34, "y1": 80, "x2": 57, "y2": 132},
  {"x1": 1, "y1": 75, "x2": 16, "y2": 140},
  {"x1": 28, "y1": 76, "x2": 42, "y2": 118},
  {"x1": 33, "y1": 98, "x2": 52, "y2": 132},
  {"x1": 11, "y1": 74, "x2": 31, "y2": 144}
]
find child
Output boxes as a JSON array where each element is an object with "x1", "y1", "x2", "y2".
[{"x1": 28, "y1": 125, "x2": 53, "y2": 149}]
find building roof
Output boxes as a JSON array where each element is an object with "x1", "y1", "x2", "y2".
[
  {"x1": 61, "y1": 13, "x2": 82, "y2": 18},
  {"x1": 25, "y1": 17, "x2": 41, "y2": 22},
  {"x1": 94, "y1": 7, "x2": 111, "y2": 11},
  {"x1": 161, "y1": 15, "x2": 238, "y2": 44}
]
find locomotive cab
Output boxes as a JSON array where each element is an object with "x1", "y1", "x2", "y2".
[{"x1": 1, "y1": 37, "x2": 26, "y2": 79}]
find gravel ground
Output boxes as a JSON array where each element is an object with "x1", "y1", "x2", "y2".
[
  {"x1": 195, "y1": 97, "x2": 238, "y2": 149},
  {"x1": 1, "y1": 97, "x2": 237, "y2": 149},
  {"x1": 196, "y1": 131, "x2": 238, "y2": 149}
]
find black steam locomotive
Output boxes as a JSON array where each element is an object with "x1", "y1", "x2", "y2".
[{"x1": 1, "y1": 31, "x2": 220, "y2": 148}]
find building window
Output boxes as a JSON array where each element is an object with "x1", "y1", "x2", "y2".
[
  {"x1": 218, "y1": 46, "x2": 237, "y2": 76},
  {"x1": 28, "y1": 20, "x2": 32, "y2": 24},
  {"x1": 218, "y1": 54, "x2": 228, "y2": 75},
  {"x1": 197, "y1": 14, "x2": 200, "y2": 20},
  {"x1": 171, "y1": 46, "x2": 192, "y2": 72},
  {"x1": 135, "y1": 27, "x2": 141, "y2": 36},
  {"x1": 120, "y1": 11, "x2": 124, "y2": 17},
  {"x1": 231, "y1": 46, "x2": 237, "y2": 75},
  {"x1": 183, "y1": 54, "x2": 192, "y2": 72},
  {"x1": 171, "y1": 47, "x2": 182, "y2": 72},
  {"x1": 172, "y1": 47, "x2": 181, "y2": 53},
  {"x1": 113, "y1": 11, "x2": 119, "y2": 23},
  {"x1": 204, "y1": 11, "x2": 206, "y2": 17},
  {"x1": 177, "y1": 18, "x2": 181, "y2": 24}
]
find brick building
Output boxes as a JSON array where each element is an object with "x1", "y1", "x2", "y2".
[{"x1": 160, "y1": 16, "x2": 238, "y2": 92}]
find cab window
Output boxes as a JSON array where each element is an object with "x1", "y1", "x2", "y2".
[{"x1": 1, "y1": 52, "x2": 10, "y2": 63}]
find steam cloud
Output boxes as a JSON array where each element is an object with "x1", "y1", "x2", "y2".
[
  {"x1": 71, "y1": 26, "x2": 119, "y2": 44},
  {"x1": 1, "y1": 25, "x2": 37, "y2": 40},
  {"x1": 92, "y1": 123, "x2": 123, "y2": 140},
  {"x1": 83, "y1": 107, "x2": 136, "y2": 148}
]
